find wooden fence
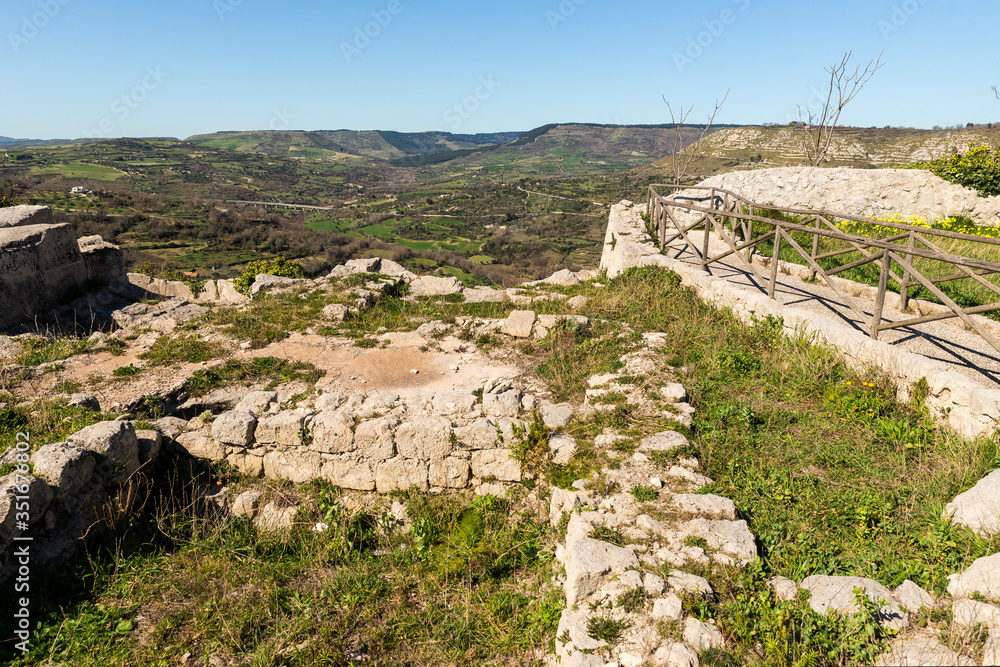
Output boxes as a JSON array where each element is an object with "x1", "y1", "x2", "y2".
[{"x1": 647, "y1": 183, "x2": 1000, "y2": 355}]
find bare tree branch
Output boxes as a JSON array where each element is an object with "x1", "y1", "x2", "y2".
[
  {"x1": 662, "y1": 89, "x2": 730, "y2": 184},
  {"x1": 797, "y1": 50, "x2": 884, "y2": 167},
  {"x1": 994, "y1": 85, "x2": 999, "y2": 100}
]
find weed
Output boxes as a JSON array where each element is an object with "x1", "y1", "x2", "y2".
[
  {"x1": 139, "y1": 334, "x2": 222, "y2": 366},
  {"x1": 586, "y1": 615, "x2": 631, "y2": 644},
  {"x1": 111, "y1": 364, "x2": 142, "y2": 378},
  {"x1": 630, "y1": 485, "x2": 659, "y2": 502}
]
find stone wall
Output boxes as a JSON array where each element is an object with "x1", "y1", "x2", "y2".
[
  {"x1": 600, "y1": 200, "x2": 1000, "y2": 439},
  {"x1": 159, "y1": 384, "x2": 577, "y2": 493},
  {"x1": 0, "y1": 421, "x2": 162, "y2": 580},
  {"x1": 693, "y1": 167, "x2": 1000, "y2": 224},
  {"x1": 0, "y1": 206, "x2": 124, "y2": 330}
]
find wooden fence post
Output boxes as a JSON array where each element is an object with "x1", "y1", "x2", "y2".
[
  {"x1": 870, "y1": 251, "x2": 892, "y2": 339},
  {"x1": 900, "y1": 231, "x2": 915, "y2": 311},
  {"x1": 768, "y1": 227, "x2": 783, "y2": 298}
]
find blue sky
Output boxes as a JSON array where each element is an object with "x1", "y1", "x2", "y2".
[{"x1": 3, "y1": 0, "x2": 998, "y2": 139}]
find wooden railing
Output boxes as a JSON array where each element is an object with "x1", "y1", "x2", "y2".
[{"x1": 647, "y1": 184, "x2": 1000, "y2": 354}]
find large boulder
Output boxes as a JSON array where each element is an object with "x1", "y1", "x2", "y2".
[
  {"x1": 409, "y1": 275, "x2": 463, "y2": 297},
  {"x1": 30, "y1": 443, "x2": 95, "y2": 500},
  {"x1": 0, "y1": 223, "x2": 88, "y2": 330},
  {"x1": 0, "y1": 473, "x2": 52, "y2": 545},
  {"x1": 77, "y1": 235, "x2": 124, "y2": 283},
  {"x1": 66, "y1": 421, "x2": 140, "y2": 484},
  {"x1": 799, "y1": 575, "x2": 908, "y2": 631},
  {"x1": 943, "y1": 470, "x2": 1000, "y2": 536},
  {"x1": 0, "y1": 205, "x2": 53, "y2": 228},
  {"x1": 947, "y1": 552, "x2": 1000, "y2": 600}
]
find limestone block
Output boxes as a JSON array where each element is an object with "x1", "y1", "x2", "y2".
[
  {"x1": 667, "y1": 570, "x2": 715, "y2": 600},
  {"x1": 652, "y1": 643, "x2": 699, "y2": 667},
  {"x1": 500, "y1": 310, "x2": 535, "y2": 338},
  {"x1": 683, "y1": 617, "x2": 726, "y2": 653},
  {"x1": 310, "y1": 411, "x2": 355, "y2": 454},
  {"x1": 800, "y1": 575, "x2": 908, "y2": 631},
  {"x1": 0, "y1": 204, "x2": 53, "y2": 227},
  {"x1": 0, "y1": 223, "x2": 88, "y2": 329},
  {"x1": 947, "y1": 552, "x2": 1000, "y2": 600},
  {"x1": 322, "y1": 457, "x2": 376, "y2": 492},
  {"x1": 651, "y1": 594, "x2": 683, "y2": 621},
  {"x1": 376, "y1": 458, "x2": 429, "y2": 493},
  {"x1": 234, "y1": 391, "x2": 278, "y2": 416},
  {"x1": 353, "y1": 415, "x2": 400, "y2": 460},
  {"x1": 216, "y1": 279, "x2": 249, "y2": 304},
  {"x1": 564, "y1": 538, "x2": 640, "y2": 607},
  {"x1": 672, "y1": 494, "x2": 737, "y2": 520},
  {"x1": 78, "y1": 235, "x2": 124, "y2": 283},
  {"x1": 263, "y1": 450, "x2": 322, "y2": 484},
  {"x1": 549, "y1": 487, "x2": 594, "y2": 526},
  {"x1": 769, "y1": 576, "x2": 798, "y2": 602},
  {"x1": 639, "y1": 431, "x2": 689, "y2": 452},
  {"x1": 943, "y1": 470, "x2": 1000, "y2": 536},
  {"x1": 482, "y1": 389, "x2": 522, "y2": 418},
  {"x1": 463, "y1": 287, "x2": 505, "y2": 303},
  {"x1": 432, "y1": 390, "x2": 477, "y2": 416},
  {"x1": 549, "y1": 434, "x2": 577, "y2": 465},
  {"x1": 470, "y1": 448, "x2": 521, "y2": 482},
  {"x1": 254, "y1": 501, "x2": 297, "y2": 532},
  {"x1": 454, "y1": 418, "x2": 500, "y2": 450},
  {"x1": 0, "y1": 473, "x2": 52, "y2": 545},
  {"x1": 952, "y1": 599, "x2": 1000, "y2": 630},
  {"x1": 250, "y1": 274, "x2": 307, "y2": 295},
  {"x1": 131, "y1": 429, "x2": 160, "y2": 463},
  {"x1": 893, "y1": 579, "x2": 935, "y2": 613},
  {"x1": 67, "y1": 420, "x2": 139, "y2": 484},
  {"x1": 231, "y1": 490, "x2": 263, "y2": 518},
  {"x1": 211, "y1": 411, "x2": 257, "y2": 447},
  {"x1": 255, "y1": 411, "x2": 306, "y2": 448},
  {"x1": 31, "y1": 443, "x2": 95, "y2": 500},
  {"x1": 541, "y1": 401, "x2": 574, "y2": 429},
  {"x1": 874, "y1": 638, "x2": 976, "y2": 666},
  {"x1": 409, "y1": 275, "x2": 463, "y2": 297},
  {"x1": 175, "y1": 432, "x2": 226, "y2": 461},
  {"x1": 429, "y1": 457, "x2": 471, "y2": 489},
  {"x1": 395, "y1": 417, "x2": 453, "y2": 460},
  {"x1": 643, "y1": 572, "x2": 668, "y2": 597}
]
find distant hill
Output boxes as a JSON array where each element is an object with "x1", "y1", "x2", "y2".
[
  {"x1": 391, "y1": 122, "x2": 735, "y2": 171},
  {"x1": 184, "y1": 129, "x2": 523, "y2": 161},
  {"x1": 0, "y1": 136, "x2": 47, "y2": 148}
]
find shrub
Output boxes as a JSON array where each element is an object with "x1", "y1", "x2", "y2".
[
  {"x1": 232, "y1": 256, "x2": 305, "y2": 296},
  {"x1": 905, "y1": 143, "x2": 1000, "y2": 197}
]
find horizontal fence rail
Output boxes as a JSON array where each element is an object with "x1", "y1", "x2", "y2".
[{"x1": 647, "y1": 183, "x2": 1000, "y2": 355}]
